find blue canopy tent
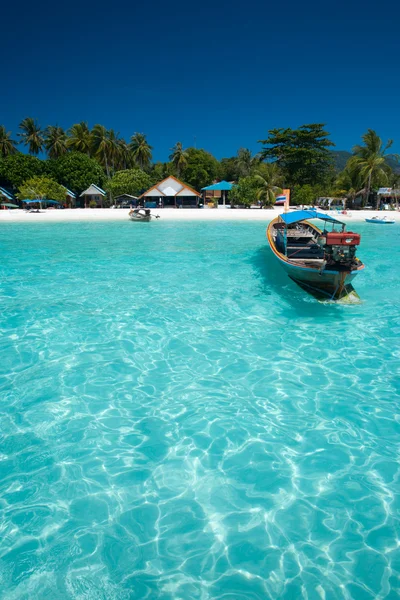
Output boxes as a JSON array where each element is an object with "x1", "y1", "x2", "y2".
[
  {"x1": 22, "y1": 199, "x2": 61, "y2": 208},
  {"x1": 21, "y1": 199, "x2": 43, "y2": 211},
  {"x1": 201, "y1": 181, "x2": 235, "y2": 206},
  {"x1": 43, "y1": 200, "x2": 61, "y2": 207},
  {"x1": 280, "y1": 210, "x2": 344, "y2": 226}
]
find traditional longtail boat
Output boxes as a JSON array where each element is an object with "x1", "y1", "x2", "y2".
[
  {"x1": 129, "y1": 208, "x2": 160, "y2": 222},
  {"x1": 267, "y1": 210, "x2": 364, "y2": 301}
]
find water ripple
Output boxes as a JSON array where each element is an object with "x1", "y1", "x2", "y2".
[{"x1": 0, "y1": 221, "x2": 399, "y2": 599}]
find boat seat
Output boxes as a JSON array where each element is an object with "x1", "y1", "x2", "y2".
[
  {"x1": 289, "y1": 258, "x2": 325, "y2": 265},
  {"x1": 287, "y1": 245, "x2": 324, "y2": 259}
]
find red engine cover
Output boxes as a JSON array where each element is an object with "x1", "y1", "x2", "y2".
[{"x1": 325, "y1": 232, "x2": 361, "y2": 246}]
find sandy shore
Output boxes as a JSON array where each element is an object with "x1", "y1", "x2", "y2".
[{"x1": 1, "y1": 207, "x2": 399, "y2": 223}]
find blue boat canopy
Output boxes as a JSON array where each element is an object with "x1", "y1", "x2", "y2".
[
  {"x1": 280, "y1": 210, "x2": 343, "y2": 225},
  {"x1": 201, "y1": 181, "x2": 234, "y2": 191}
]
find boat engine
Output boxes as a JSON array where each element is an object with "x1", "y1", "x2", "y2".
[{"x1": 323, "y1": 232, "x2": 361, "y2": 266}]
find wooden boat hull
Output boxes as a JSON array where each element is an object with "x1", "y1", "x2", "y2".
[
  {"x1": 129, "y1": 215, "x2": 152, "y2": 222},
  {"x1": 279, "y1": 258, "x2": 359, "y2": 300},
  {"x1": 267, "y1": 218, "x2": 364, "y2": 301}
]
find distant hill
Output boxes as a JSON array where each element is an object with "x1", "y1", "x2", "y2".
[
  {"x1": 330, "y1": 150, "x2": 352, "y2": 172},
  {"x1": 385, "y1": 155, "x2": 400, "y2": 173},
  {"x1": 330, "y1": 150, "x2": 400, "y2": 174}
]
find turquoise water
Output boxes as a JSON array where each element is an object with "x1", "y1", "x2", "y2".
[{"x1": 0, "y1": 220, "x2": 399, "y2": 600}]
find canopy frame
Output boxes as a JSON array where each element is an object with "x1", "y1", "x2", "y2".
[{"x1": 278, "y1": 210, "x2": 345, "y2": 226}]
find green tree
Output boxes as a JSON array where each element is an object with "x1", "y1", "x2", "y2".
[
  {"x1": 129, "y1": 133, "x2": 153, "y2": 170},
  {"x1": 47, "y1": 152, "x2": 105, "y2": 195},
  {"x1": 181, "y1": 148, "x2": 220, "y2": 191},
  {"x1": 253, "y1": 163, "x2": 283, "y2": 206},
  {"x1": 18, "y1": 117, "x2": 44, "y2": 155},
  {"x1": 219, "y1": 157, "x2": 241, "y2": 182},
  {"x1": 235, "y1": 148, "x2": 260, "y2": 177},
  {"x1": 0, "y1": 153, "x2": 46, "y2": 188},
  {"x1": 67, "y1": 122, "x2": 92, "y2": 155},
  {"x1": 116, "y1": 138, "x2": 130, "y2": 171},
  {"x1": 107, "y1": 129, "x2": 127, "y2": 176},
  {"x1": 292, "y1": 184, "x2": 316, "y2": 206},
  {"x1": 169, "y1": 142, "x2": 188, "y2": 177},
  {"x1": 229, "y1": 176, "x2": 260, "y2": 207},
  {"x1": 0, "y1": 126, "x2": 18, "y2": 157},
  {"x1": 16, "y1": 176, "x2": 67, "y2": 203},
  {"x1": 91, "y1": 124, "x2": 112, "y2": 178},
  {"x1": 106, "y1": 169, "x2": 153, "y2": 198},
  {"x1": 45, "y1": 126, "x2": 68, "y2": 159},
  {"x1": 259, "y1": 123, "x2": 335, "y2": 186},
  {"x1": 334, "y1": 163, "x2": 364, "y2": 207},
  {"x1": 151, "y1": 161, "x2": 175, "y2": 183},
  {"x1": 348, "y1": 129, "x2": 397, "y2": 208}
]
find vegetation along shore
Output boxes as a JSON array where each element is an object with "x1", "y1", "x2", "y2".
[{"x1": 0, "y1": 120, "x2": 398, "y2": 210}]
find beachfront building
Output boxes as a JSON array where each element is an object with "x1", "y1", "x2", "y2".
[
  {"x1": 64, "y1": 188, "x2": 76, "y2": 208},
  {"x1": 0, "y1": 186, "x2": 18, "y2": 209},
  {"x1": 79, "y1": 184, "x2": 107, "y2": 208},
  {"x1": 115, "y1": 194, "x2": 138, "y2": 207},
  {"x1": 377, "y1": 187, "x2": 400, "y2": 209},
  {"x1": 0, "y1": 186, "x2": 14, "y2": 202},
  {"x1": 201, "y1": 181, "x2": 234, "y2": 207},
  {"x1": 139, "y1": 176, "x2": 200, "y2": 208}
]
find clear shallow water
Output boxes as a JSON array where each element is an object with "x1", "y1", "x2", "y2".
[{"x1": 0, "y1": 220, "x2": 399, "y2": 600}]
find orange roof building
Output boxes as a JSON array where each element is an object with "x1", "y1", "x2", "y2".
[{"x1": 139, "y1": 176, "x2": 201, "y2": 208}]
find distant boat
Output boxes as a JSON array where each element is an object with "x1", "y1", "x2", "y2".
[
  {"x1": 129, "y1": 208, "x2": 160, "y2": 222},
  {"x1": 267, "y1": 210, "x2": 364, "y2": 301},
  {"x1": 365, "y1": 216, "x2": 395, "y2": 224}
]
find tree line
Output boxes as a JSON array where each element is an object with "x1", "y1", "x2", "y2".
[{"x1": 0, "y1": 120, "x2": 398, "y2": 207}]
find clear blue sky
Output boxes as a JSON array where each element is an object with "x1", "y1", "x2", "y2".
[{"x1": 1, "y1": 0, "x2": 399, "y2": 161}]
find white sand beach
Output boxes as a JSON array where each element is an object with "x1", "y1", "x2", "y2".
[{"x1": 1, "y1": 207, "x2": 400, "y2": 223}]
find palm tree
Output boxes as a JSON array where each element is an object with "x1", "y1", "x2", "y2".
[
  {"x1": 106, "y1": 129, "x2": 125, "y2": 176},
  {"x1": 67, "y1": 122, "x2": 92, "y2": 155},
  {"x1": 116, "y1": 138, "x2": 131, "y2": 171},
  {"x1": 169, "y1": 142, "x2": 188, "y2": 177},
  {"x1": 45, "y1": 125, "x2": 68, "y2": 159},
  {"x1": 349, "y1": 129, "x2": 398, "y2": 208},
  {"x1": 235, "y1": 148, "x2": 260, "y2": 177},
  {"x1": 0, "y1": 126, "x2": 17, "y2": 157},
  {"x1": 91, "y1": 124, "x2": 112, "y2": 178},
  {"x1": 253, "y1": 164, "x2": 283, "y2": 206},
  {"x1": 335, "y1": 163, "x2": 365, "y2": 208},
  {"x1": 18, "y1": 117, "x2": 44, "y2": 155},
  {"x1": 129, "y1": 133, "x2": 152, "y2": 170}
]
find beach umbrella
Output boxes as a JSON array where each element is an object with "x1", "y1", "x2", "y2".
[{"x1": 1, "y1": 202, "x2": 19, "y2": 208}]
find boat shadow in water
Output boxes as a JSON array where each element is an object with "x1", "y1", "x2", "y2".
[{"x1": 250, "y1": 246, "x2": 354, "y2": 315}]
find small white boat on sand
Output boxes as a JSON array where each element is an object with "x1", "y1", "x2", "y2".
[
  {"x1": 129, "y1": 208, "x2": 160, "y2": 222},
  {"x1": 365, "y1": 215, "x2": 395, "y2": 224}
]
